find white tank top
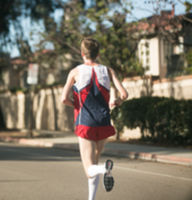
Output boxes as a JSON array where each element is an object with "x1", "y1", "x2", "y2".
[{"x1": 74, "y1": 64, "x2": 110, "y2": 92}]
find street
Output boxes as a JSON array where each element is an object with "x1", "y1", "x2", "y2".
[{"x1": 0, "y1": 142, "x2": 192, "y2": 200}]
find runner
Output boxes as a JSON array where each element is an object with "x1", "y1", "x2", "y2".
[{"x1": 61, "y1": 37, "x2": 128, "y2": 200}]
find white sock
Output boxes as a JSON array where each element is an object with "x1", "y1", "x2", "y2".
[
  {"x1": 87, "y1": 164, "x2": 105, "y2": 178},
  {"x1": 88, "y1": 175, "x2": 100, "y2": 200}
]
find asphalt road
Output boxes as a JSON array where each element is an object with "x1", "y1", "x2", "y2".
[{"x1": 0, "y1": 142, "x2": 192, "y2": 200}]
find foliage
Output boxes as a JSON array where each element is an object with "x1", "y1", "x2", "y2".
[
  {"x1": 35, "y1": 0, "x2": 143, "y2": 79},
  {"x1": 186, "y1": 67, "x2": 192, "y2": 74},
  {"x1": 0, "y1": 87, "x2": 28, "y2": 94},
  {"x1": 185, "y1": 49, "x2": 192, "y2": 74},
  {"x1": 185, "y1": 49, "x2": 192, "y2": 67},
  {"x1": 2, "y1": 0, "x2": 191, "y2": 85},
  {"x1": 184, "y1": 1, "x2": 192, "y2": 13},
  {"x1": 0, "y1": 0, "x2": 61, "y2": 44},
  {"x1": 144, "y1": 0, "x2": 192, "y2": 15},
  {"x1": 111, "y1": 97, "x2": 192, "y2": 145},
  {"x1": 34, "y1": 0, "x2": 192, "y2": 79},
  {"x1": 8, "y1": 87, "x2": 29, "y2": 94},
  {"x1": 92, "y1": 11, "x2": 143, "y2": 79}
]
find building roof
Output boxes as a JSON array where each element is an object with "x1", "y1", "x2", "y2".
[
  {"x1": 129, "y1": 9, "x2": 192, "y2": 36},
  {"x1": 11, "y1": 57, "x2": 27, "y2": 65}
]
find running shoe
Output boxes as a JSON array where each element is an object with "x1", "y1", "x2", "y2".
[{"x1": 103, "y1": 159, "x2": 114, "y2": 192}]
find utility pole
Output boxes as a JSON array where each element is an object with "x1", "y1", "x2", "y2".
[{"x1": 27, "y1": 64, "x2": 38, "y2": 138}]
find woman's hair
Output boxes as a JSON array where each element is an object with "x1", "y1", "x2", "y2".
[{"x1": 81, "y1": 37, "x2": 100, "y2": 60}]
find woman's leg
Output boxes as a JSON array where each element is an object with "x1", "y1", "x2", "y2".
[
  {"x1": 78, "y1": 137, "x2": 97, "y2": 178},
  {"x1": 88, "y1": 174, "x2": 100, "y2": 200},
  {"x1": 95, "y1": 138, "x2": 107, "y2": 164},
  {"x1": 79, "y1": 137, "x2": 113, "y2": 200},
  {"x1": 78, "y1": 137, "x2": 107, "y2": 200},
  {"x1": 96, "y1": 139, "x2": 114, "y2": 192},
  {"x1": 78, "y1": 137, "x2": 108, "y2": 178}
]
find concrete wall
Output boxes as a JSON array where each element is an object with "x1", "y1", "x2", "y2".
[
  {"x1": 0, "y1": 86, "x2": 74, "y2": 132},
  {"x1": 122, "y1": 75, "x2": 192, "y2": 100},
  {"x1": 0, "y1": 92, "x2": 26, "y2": 129},
  {"x1": 152, "y1": 77, "x2": 192, "y2": 99},
  {"x1": 0, "y1": 75, "x2": 192, "y2": 139}
]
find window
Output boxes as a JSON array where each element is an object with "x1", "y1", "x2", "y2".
[
  {"x1": 139, "y1": 39, "x2": 150, "y2": 71},
  {"x1": 179, "y1": 37, "x2": 183, "y2": 53},
  {"x1": 163, "y1": 40, "x2": 173, "y2": 63}
]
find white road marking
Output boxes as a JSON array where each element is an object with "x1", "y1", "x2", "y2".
[{"x1": 114, "y1": 166, "x2": 192, "y2": 182}]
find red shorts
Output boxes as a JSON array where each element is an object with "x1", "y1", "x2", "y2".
[{"x1": 75, "y1": 125, "x2": 116, "y2": 142}]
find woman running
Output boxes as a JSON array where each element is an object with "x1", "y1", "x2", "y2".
[{"x1": 61, "y1": 37, "x2": 128, "y2": 200}]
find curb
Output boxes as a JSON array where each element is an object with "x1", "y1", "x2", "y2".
[
  {"x1": 1, "y1": 137, "x2": 192, "y2": 167},
  {"x1": 103, "y1": 149, "x2": 192, "y2": 167},
  {"x1": 0, "y1": 137, "x2": 79, "y2": 150}
]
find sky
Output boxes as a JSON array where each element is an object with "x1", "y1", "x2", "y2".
[{"x1": 7, "y1": 0, "x2": 186, "y2": 58}]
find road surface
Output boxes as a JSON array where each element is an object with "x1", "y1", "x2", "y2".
[{"x1": 0, "y1": 142, "x2": 192, "y2": 200}]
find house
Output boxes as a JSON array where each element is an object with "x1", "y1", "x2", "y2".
[{"x1": 136, "y1": 6, "x2": 192, "y2": 79}]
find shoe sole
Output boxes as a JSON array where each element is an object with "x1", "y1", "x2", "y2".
[{"x1": 103, "y1": 160, "x2": 114, "y2": 192}]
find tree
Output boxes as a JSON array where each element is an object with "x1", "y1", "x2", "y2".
[
  {"x1": 0, "y1": 0, "x2": 62, "y2": 86},
  {"x1": 0, "y1": 0, "x2": 121, "y2": 44},
  {"x1": 177, "y1": 0, "x2": 192, "y2": 23},
  {"x1": 185, "y1": 49, "x2": 192, "y2": 74},
  {"x1": 0, "y1": 0, "x2": 116, "y2": 85},
  {"x1": 34, "y1": 0, "x2": 143, "y2": 81},
  {"x1": 0, "y1": 0, "x2": 61, "y2": 45},
  {"x1": 92, "y1": 12, "x2": 143, "y2": 79}
]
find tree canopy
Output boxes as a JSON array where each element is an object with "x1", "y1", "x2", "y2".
[
  {"x1": 0, "y1": 0, "x2": 192, "y2": 85},
  {"x1": 32, "y1": 0, "x2": 143, "y2": 80},
  {"x1": 0, "y1": 0, "x2": 61, "y2": 41}
]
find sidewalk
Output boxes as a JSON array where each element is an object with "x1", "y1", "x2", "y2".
[{"x1": 0, "y1": 130, "x2": 192, "y2": 167}]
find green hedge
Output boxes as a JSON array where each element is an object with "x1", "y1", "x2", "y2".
[
  {"x1": 0, "y1": 82, "x2": 66, "y2": 94},
  {"x1": 111, "y1": 97, "x2": 192, "y2": 145}
]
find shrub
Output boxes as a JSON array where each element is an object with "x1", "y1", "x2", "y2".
[
  {"x1": 9, "y1": 87, "x2": 28, "y2": 93},
  {"x1": 186, "y1": 67, "x2": 192, "y2": 75},
  {"x1": 111, "y1": 97, "x2": 192, "y2": 145}
]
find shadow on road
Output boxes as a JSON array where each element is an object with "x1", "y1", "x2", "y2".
[
  {"x1": 0, "y1": 143, "x2": 149, "y2": 166},
  {"x1": 0, "y1": 143, "x2": 81, "y2": 162}
]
